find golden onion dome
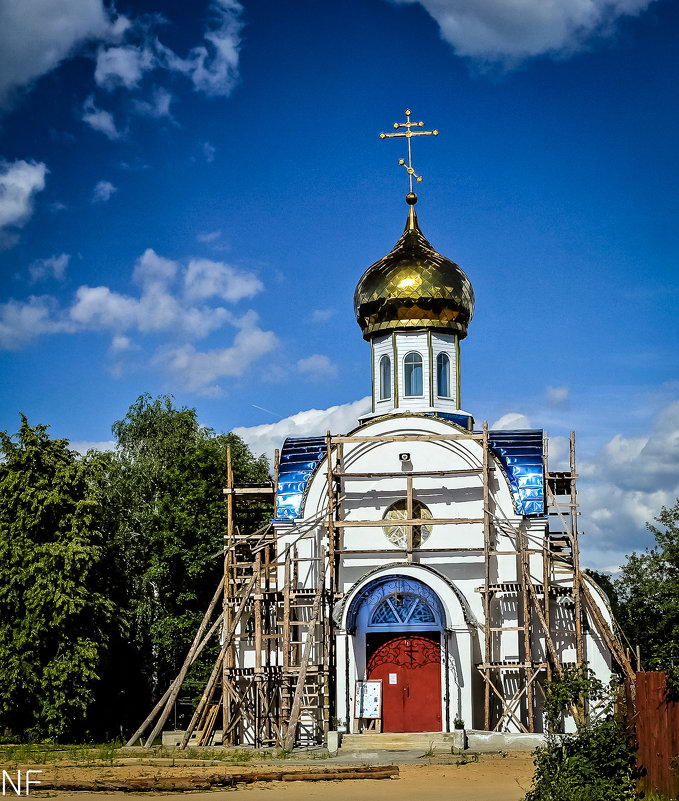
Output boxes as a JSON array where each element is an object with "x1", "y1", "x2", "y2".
[{"x1": 354, "y1": 197, "x2": 474, "y2": 341}]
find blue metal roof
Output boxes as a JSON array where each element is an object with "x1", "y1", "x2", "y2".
[
  {"x1": 427, "y1": 411, "x2": 474, "y2": 430},
  {"x1": 487, "y1": 430, "x2": 545, "y2": 516},
  {"x1": 274, "y1": 429, "x2": 545, "y2": 522},
  {"x1": 275, "y1": 437, "x2": 327, "y2": 521}
]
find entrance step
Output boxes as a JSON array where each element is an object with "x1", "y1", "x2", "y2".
[{"x1": 339, "y1": 731, "x2": 464, "y2": 754}]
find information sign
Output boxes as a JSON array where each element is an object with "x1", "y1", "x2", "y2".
[{"x1": 354, "y1": 679, "x2": 382, "y2": 719}]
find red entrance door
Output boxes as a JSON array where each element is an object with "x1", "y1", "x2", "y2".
[{"x1": 367, "y1": 634, "x2": 441, "y2": 732}]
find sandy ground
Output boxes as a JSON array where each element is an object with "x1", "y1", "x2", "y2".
[{"x1": 8, "y1": 753, "x2": 535, "y2": 801}]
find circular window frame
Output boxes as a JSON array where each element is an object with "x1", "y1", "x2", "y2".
[{"x1": 382, "y1": 498, "x2": 433, "y2": 548}]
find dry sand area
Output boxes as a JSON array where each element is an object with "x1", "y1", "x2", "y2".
[{"x1": 15, "y1": 753, "x2": 535, "y2": 801}]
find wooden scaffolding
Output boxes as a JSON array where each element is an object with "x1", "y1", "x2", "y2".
[
  {"x1": 128, "y1": 427, "x2": 634, "y2": 748},
  {"x1": 477, "y1": 430, "x2": 635, "y2": 733}
]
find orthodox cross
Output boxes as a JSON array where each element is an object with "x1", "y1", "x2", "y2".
[
  {"x1": 380, "y1": 109, "x2": 439, "y2": 193},
  {"x1": 405, "y1": 639, "x2": 417, "y2": 666}
]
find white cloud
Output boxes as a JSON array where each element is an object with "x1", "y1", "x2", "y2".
[
  {"x1": 197, "y1": 230, "x2": 222, "y2": 243},
  {"x1": 491, "y1": 411, "x2": 532, "y2": 429},
  {"x1": 0, "y1": 160, "x2": 47, "y2": 238},
  {"x1": 92, "y1": 180, "x2": 117, "y2": 203},
  {"x1": 297, "y1": 354, "x2": 338, "y2": 381},
  {"x1": 202, "y1": 141, "x2": 216, "y2": 163},
  {"x1": 0, "y1": 0, "x2": 243, "y2": 131},
  {"x1": 69, "y1": 249, "x2": 231, "y2": 339},
  {"x1": 233, "y1": 397, "x2": 372, "y2": 465},
  {"x1": 546, "y1": 385, "x2": 569, "y2": 406},
  {"x1": 155, "y1": 317, "x2": 278, "y2": 395},
  {"x1": 1, "y1": 245, "x2": 271, "y2": 393},
  {"x1": 0, "y1": 296, "x2": 71, "y2": 349},
  {"x1": 111, "y1": 334, "x2": 134, "y2": 352},
  {"x1": 388, "y1": 0, "x2": 656, "y2": 64},
  {"x1": 133, "y1": 247, "x2": 177, "y2": 288},
  {"x1": 184, "y1": 257, "x2": 263, "y2": 303},
  {"x1": 577, "y1": 400, "x2": 679, "y2": 568},
  {"x1": 133, "y1": 86, "x2": 173, "y2": 119},
  {"x1": 69, "y1": 439, "x2": 116, "y2": 455},
  {"x1": 29, "y1": 253, "x2": 70, "y2": 283},
  {"x1": 311, "y1": 308, "x2": 336, "y2": 323},
  {"x1": 82, "y1": 96, "x2": 122, "y2": 139},
  {"x1": 94, "y1": 43, "x2": 155, "y2": 90},
  {"x1": 0, "y1": 0, "x2": 118, "y2": 106},
  {"x1": 159, "y1": 0, "x2": 244, "y2": 97}
]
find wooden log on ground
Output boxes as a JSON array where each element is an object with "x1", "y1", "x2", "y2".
[{"x1": 37, "y1": 765, "x2": 399, "y2": 791}]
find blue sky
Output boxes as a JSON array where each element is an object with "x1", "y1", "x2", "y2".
[{"x1": 1, "y1": 0, "x2": 677, "y2": 570}]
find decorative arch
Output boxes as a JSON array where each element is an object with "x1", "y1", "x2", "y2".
[{"x1": 339, "y1": 563, "x2": 476, "y2": 633}]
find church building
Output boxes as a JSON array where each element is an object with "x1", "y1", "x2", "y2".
[
  {"x1": 132, "y1": 113, "x2": 634, "y2": 751},
  {"x1": 267, "y1": 114, "x2": 630, "y2": 744}
]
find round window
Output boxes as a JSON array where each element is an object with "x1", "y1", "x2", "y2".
[{"x1": 382, "y1": 499, "x2": 432, "y2": 548}]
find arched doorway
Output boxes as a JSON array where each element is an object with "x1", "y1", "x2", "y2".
[{"x1": 349, "y1": 576, "x2": 445, "y2": 733}]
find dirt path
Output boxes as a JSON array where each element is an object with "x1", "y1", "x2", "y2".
[{"x1": 20, "y1": 754, "x2": 535, "y2": 801}]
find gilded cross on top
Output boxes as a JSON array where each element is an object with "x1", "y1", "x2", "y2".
[{"x1": 380, "y1": 109, "x2": 439, "y2": 193}]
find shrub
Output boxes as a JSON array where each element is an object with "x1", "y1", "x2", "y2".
[{"x1": 524, "y1": 665, "x2": 636, "y2": 801}]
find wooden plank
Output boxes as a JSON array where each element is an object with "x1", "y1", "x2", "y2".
[
  {"x1": 543, "y1": 431, "x2": 552, "y2": 685},
  {"x1": 482, "y1": 422, "x2": 491, "y2": 731},
  {"x1": 283, "y1": 555, "x2": 291, "y2": 671},
  {"x1": 338, "y1": 547, "x2": 484, "y2": 554},
  {"x1": 519, "y1": 523, "x2": 534, "y2": 732},
  {"x1": 569, "y1": 432, "x2": 584, "y2": 666},
  {"x1": 333, "y1": 517, "x2": 484, "y2": 527},
  {"x1": 282, "y1": 564, "x2": 327, "y2": 751},
  {"x1": 326, "y1": 432, "x2": 336, "y2": 591},
  {"x1": 581, "y1": 582, "x2": 635, "y2": 681},
  {"x1": 523, "y1": 563, "x2": 560, "y2": 665},
  {"x1": 223, "y1": 487, "x2": 275, "y2": 495},
  {"x1": 479, "y1": 668, "x2": 527, "y2": 733},
  {"x1": 223, "y1": 444, "x2": 235, "y2": 742},
  {"x1": 254, "y1": 553, "x2": 262, "y2": 673},
  {"x1": 332, "y1": 433, "x2": 484, "y2": 443},
  {"x1": 180, "y1": 571, "x2": 258, "y2": 748},
  {"x1": 137, "y1": 576, "x2": 226, "y2": 747},
  {"x1": 335, "y1": 468, "x2": 484, "y2": 478},
  {"x1": 406, "y1": 474, "x2": 413, "y2": 563}
]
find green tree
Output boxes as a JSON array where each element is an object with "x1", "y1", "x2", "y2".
[
  {"x1": 104, "y1": 395, "x2": 271, "y2": 719},
  {"x1": 615, "y1": 500, "x2": 679, "y2": 691},
  {"x1": 0, "y1": 418, "x2": 114, "y2": 740}
]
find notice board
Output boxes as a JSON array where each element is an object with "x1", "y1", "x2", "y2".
[{"x1": 354, "y1": 679, "x2": 382, "y2": 719}]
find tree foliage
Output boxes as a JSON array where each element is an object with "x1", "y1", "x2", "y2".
[
  {"x1": 0, "y1": 418, "x2": 114, "y2": 740},
  {"x1": 103, "y1": 394, "x2": 271, "y2": 727},
  {"x1": 615, "y1": 500, "x2": 679, "y2": 693},
  {"x1": 0, "y1": 396, "x2": 271, "y2": 741},
  {"x1": 525, "y1": 666, "x2": 636, "y2": 801}
]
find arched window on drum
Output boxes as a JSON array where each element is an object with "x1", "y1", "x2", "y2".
[
  {"x1": 404, "y1": 351, "x2": 423, "y2": 397},
  {"x1": 437, "y1": 352, "x2": 451, "y2": 398},
  {"x1": 379, "y1": 354, "x2": 391, "y2": 400}
]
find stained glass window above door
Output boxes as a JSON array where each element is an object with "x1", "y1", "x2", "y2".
[{"x1": 370, "y1": 593, "x2": 436, "y2": 625}]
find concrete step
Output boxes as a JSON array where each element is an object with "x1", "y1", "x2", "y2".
[{"x1": 339, "y1": 731, "x2": 464, "y2": 753}]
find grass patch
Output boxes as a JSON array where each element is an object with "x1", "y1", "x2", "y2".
[
  {"x1": 0, "y1": 743, "x2": 279, "y2": 768},
  {"x1": 0, "y1": 743, "x2": 122, "y2": 768}
]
